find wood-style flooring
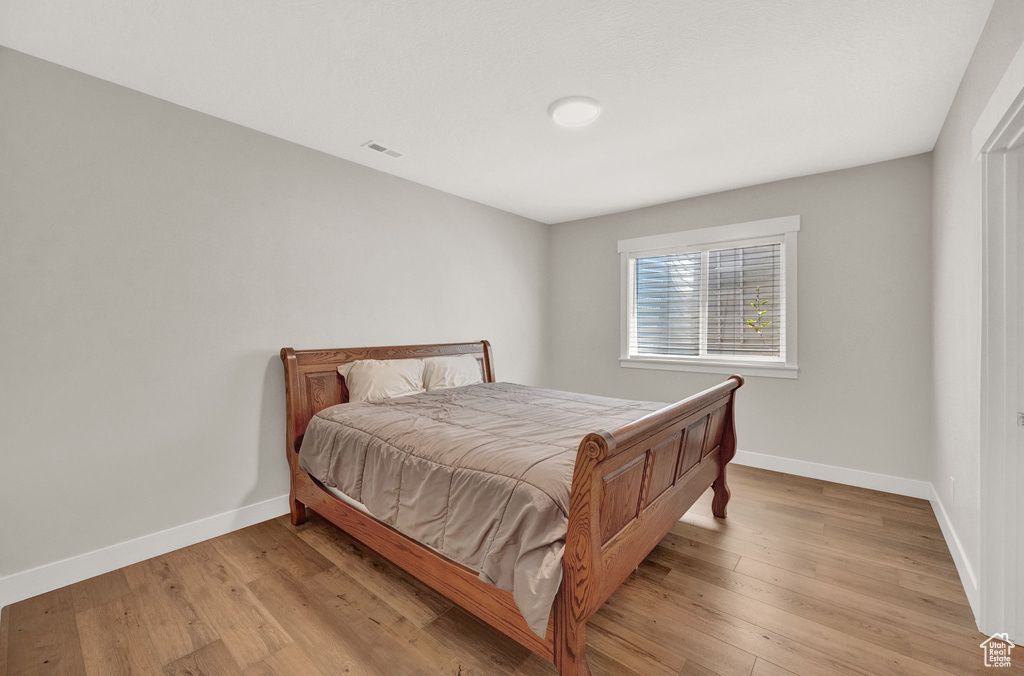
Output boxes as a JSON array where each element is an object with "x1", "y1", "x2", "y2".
[{"x1": 1, "y1": 465, "x2": 1016, "y2": 675}]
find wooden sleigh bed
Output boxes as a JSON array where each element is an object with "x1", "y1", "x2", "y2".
[{"x1": 280, "y1": 340, "x2": 742, "y2": 676}]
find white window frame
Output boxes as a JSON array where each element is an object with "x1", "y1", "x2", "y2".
[{"x1": 619, "y1": 215, "x2": 799, "y2": 379}]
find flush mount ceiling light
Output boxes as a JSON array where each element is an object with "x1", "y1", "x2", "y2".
[{"x1": 548, "y1": 96, "x2": 601, "y2": 127}]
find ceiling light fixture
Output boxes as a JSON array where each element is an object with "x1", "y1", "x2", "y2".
[{"x1": 548, "y1": 96, "x2": 601, "y2": 127}]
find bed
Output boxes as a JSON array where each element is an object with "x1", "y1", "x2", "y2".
[{"x1": 281, "y1": 341, "x2": 742, "y2": 676}]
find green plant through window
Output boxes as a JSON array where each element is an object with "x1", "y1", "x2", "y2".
[{"x1": 746, "y1": 286, "x2": 771, "y2": 335}]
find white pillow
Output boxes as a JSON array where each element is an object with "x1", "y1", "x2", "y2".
[
  {"x1": 337, "y1": 358, "x2": 425, "y2": 402},
  {"x1": 423, "y1": 354, "x2": 484, "y2": 391}
]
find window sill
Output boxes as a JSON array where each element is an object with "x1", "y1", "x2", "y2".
[{"x1": 619, "y1": 357, "x2": 798, "y2": 379}]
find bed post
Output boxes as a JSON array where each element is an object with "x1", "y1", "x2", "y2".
[
  {"x1": 555, "y1": 432, "x2": 609, "y2": 676},
  {"x1": 280, "y1": 348, "x2": 308, "y2": 526},
  {"x1": 480, "y1": 339, "x2": 496, "y2": 383},
  {"x1": 554, "y1": 593, "x2": 591, "y2": 676},
  {"x1": 289, "y1": 476, "x2": 307, "y2": 526},
  {"x1": 711, "y1": 375, "x2": 742, "y2": 519},
  {"x1": 711, "y1": 468, "x2": 731, "y2": 519}
]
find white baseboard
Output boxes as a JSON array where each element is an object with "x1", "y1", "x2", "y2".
[
  {"x1": 928, "y1": 486, "x2": 981, "y2": 619},
  {"x1": 0, "y1": 494, "x2": 289, "y2": 610},
  {"x1": 732, "y1": 450, "x2": 932, "y2": 499}
]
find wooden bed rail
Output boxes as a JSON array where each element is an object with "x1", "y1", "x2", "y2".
[{"x1": 555, "y1": 375, "x2": 743, "y2": 676}]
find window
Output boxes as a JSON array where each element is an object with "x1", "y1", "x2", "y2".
[{"x1": 620, "y1": 216, "x2": 799, "y2": 378}]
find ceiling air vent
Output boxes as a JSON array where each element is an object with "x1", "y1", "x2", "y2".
[{"x1": 362, "y1": 140, "x2": 404, "y2": 158}]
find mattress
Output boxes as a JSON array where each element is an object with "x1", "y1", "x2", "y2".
[
  {"x1": 298, "y1": 381, "x2": 664, "y2": 635},
  {"x1": 321, "y1": 482, "x2": 373, "y2": 517}
]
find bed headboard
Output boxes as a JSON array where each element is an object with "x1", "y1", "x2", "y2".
[{"x1": 279, "y1": 341, "x2": 495, "y2": 453}]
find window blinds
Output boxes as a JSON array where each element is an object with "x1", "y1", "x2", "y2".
[
  {"x1": 632, "y1": 243, "x2": 783, "y2": 359},
  {"x1": 634, "y1": 252, "x2": 702, "y2": 356},
  {"x1": 707, "y1": 244, "x2": 781, "y2": 357}
]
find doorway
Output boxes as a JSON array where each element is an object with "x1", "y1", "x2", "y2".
[{"x1": 978, "y1": 88, "x2": 1024, "y2": 642}]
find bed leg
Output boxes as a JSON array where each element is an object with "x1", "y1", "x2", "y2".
[
  {"x1": 290, "y1": 496, "x2": 307, "y2": 526},
  {"x1": 554, "y1": 618, "x2": 591, "y2": 676},
  {"x1": 712, "y1": 466, "x2": 731, "y2": 519}
]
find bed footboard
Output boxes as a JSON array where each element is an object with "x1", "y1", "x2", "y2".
[{"x1": 555, "y1": 376, "x2": 743, "y2": 676}]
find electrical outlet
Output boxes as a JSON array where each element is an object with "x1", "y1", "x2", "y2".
[{"x1": 950, "y1": 476, "x2": 955, "y2": 503}]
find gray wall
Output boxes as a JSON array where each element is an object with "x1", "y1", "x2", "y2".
[
  {"x1": 930, "y1": 0, "x2": 1024, "y2": 577},
  {"x1": 0, "y1": 48, "x2": 549, "y2": 576},
  {"x1": 549, "y1": 154, "x2": 934, "y2": 481}
]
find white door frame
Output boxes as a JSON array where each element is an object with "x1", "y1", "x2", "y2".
[{"x1": 974, "y1": 40, "x2": 1024, "y2": 641}]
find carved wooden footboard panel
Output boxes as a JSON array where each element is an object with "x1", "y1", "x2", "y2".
[{"x1": 556, "y1": 376, "x2": 742, "y2": 676}]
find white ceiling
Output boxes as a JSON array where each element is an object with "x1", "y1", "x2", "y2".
[{"x1": 0, "y1": 1, "x2": 993, "y2": 224}]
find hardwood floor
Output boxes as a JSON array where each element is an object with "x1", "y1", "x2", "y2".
[{"x1": 2, "y1": 465, "x2": 1016, "y2": 675}]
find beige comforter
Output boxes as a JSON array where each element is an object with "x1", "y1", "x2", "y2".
[{"x1": 298, "y1": 382, "x2": 664, "y2": 635}]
